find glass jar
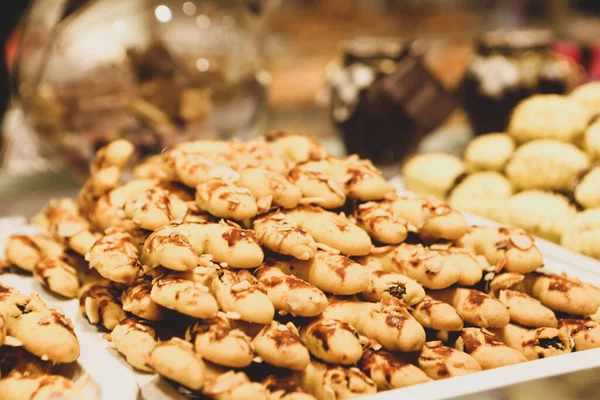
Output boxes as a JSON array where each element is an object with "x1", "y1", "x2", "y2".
[
  {"x1": 459, "y1": 28, "x2": 578, "y2": 135},
  {"x1": 14, "y1": 0, "x2": 274, "y2": 179},
  {"x1": 328, "y1": 37, "x2": 458, "y2": 165}
]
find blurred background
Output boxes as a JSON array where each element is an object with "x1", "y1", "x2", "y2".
[{"x1": 1, "y1": 0, "x2": 600, "y2": 216}]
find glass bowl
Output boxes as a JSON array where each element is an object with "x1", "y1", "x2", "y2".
[{"x1": 15, "y1": 0, "x2": 274, "y2": 179}]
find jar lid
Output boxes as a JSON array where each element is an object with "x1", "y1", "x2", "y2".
[
  {"x1": 477, "y1": 28, "x2": 555, "y2": 56},
  {"x1": 339, "y1": 37, "x2": 408, "y2": 66}
]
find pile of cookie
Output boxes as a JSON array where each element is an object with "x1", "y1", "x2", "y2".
[
  {"x1": 3, "y1": 133, "x2": 600, "y2": 399},
  {"x1": 0, "y1": 283, "x2": 84, "y2": 399},
  {"x1": 403, "y1": 81, "x2": 600, "y2": 260}
]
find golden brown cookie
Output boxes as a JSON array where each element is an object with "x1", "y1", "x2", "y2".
[
  {"x1": 418, "y1": 341, "x2": 481, "y2": 379},
  {"x1": 448, "y1": 171, "x2": 513, "y2": 223},
  {"x1": 455, "y1": 328, "x2": 527, "y2": 370},
  {"x1": 506, "y1": 190, "x2": 576, "y2": 243},
  {"x1": 561, "y1": 208, "x2": 600, "y2": 260},
  {"x1": 358, "y1": 349, "x2": 431, "y2": 390},
  {"x1": 508, "y1": 94, "x2": 588, "y2": 143},
  {"x1": 570, "y1": 81, "x2": 600, "y2": 122},
  {"x1": 428, "y1": 288, "x2": 510, "y2": 328},
  {"x1": 322, "y1": 298, "x2": 426, "y2": 352},
  {"x1": 574, "y1": 167, "x2": 600, "y2": 209},
  {"x1": 490, "y1": 324, "x2": 572, "y2": 360},
  {"x1": 402, "y1": 153, "x2": 465, "y2": 199},
  {"x1": 506, "y1": 139, "x2": 589, "y2": 191},
  {"x1": 463, "y1": 133, "x2": 515, "y2": 172},
  {"x1": 583, "y1": 119, "x2": 600, "y2": 161},
  {"x1": 300, "y1": 361, "x2": 377, "y2": 400},
  {"x1": 299, "y1": 318, "x2": 363, "y2": 365}
]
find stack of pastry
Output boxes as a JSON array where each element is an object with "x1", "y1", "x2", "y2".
[
  {"x1": 403, "y1": 81, "x2": 600, "y2": 260},
  {"x1": 3, "y1": 133, "x2": 600, "y2": 399},
  {"x1": 0, "y1": 283, "x2": 83, "y2": 399}
]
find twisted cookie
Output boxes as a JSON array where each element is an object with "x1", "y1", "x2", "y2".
[{"x1": 142, "y1": 222, "x2": 264, "y2": 270}]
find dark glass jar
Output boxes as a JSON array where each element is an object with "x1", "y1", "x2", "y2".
[
  {"x1": 328, "y1": 38, "x2": 457, "y2": 165},
  {"x1": 460, "y1": 28, "x2": 575, "y2": 135}
]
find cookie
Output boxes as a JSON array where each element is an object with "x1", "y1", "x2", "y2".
[
  {"x1": 490, "y1": 324, "x2": 572, "y2": 360},
  {"x1": 401, "y1": 153, "x2": 465, "y2": 199},
  {"x1": 149, "y1": 338, "x2": 205, "y2": 390},
  {"x1": 458, "y1": 227, "x2": 543, "y2": 274},
  {"x1": 196, "y1": 178, "x2": 258, "y2": 221},
  {"x1": 418, "y1": 341, "x2": 481, "y2": 379},
  {"x1": 358, "y1": 349, "x2": 431, "y2": 390},
  {"x1": 491, "y1": 272, "x2": 599, "y2": 316},
  {"x1": 186, "y1": 314, "x2": 254, "y2": 368},
  {"x1": 496, "y1": 290, "x2": 557, "y2": 328},
  {"x1": 203, "y1": 366, "x2": 267, "y2": 400},
  {"x1": 361, "y1": 244, "x2": 461, "y2": 290},
  {"x1": 448, "y1": 171, "x2": 513, "y2": 222},
  {"x1": 455, "y1": 328, "x2": 527, "y2": 370},
  {"x1": 123, "y1": 187, "x2": 188, "y2": 231},
  {"x1": 322, "y1": 298, "x2": 426, "y2": 352},
  {"x1": 254, "y1": 263, "x2": 328, "y2": 317},
  {"x1": 253, "y1": 212, "x2": 317, "y2": 260},
  {"x1": 361, "y1": 270, "x2": 425, "y2": 306},
  {"x1": 508, "y1": 94, "x2": 588, "y2": 143},
  {"x1": 211, "y1": 269, "x2": 275, "y2": 324},
  {"x1": 286, "y1": 206, "x2": 373, "y2": 256},
  {"x1": 388, "y1": 197, "x2": 468, "y2": 241},
  {"x1": 561, "y1": 208, "x2": 600, "y2": 260},
  {"x1": 428, "y1": 288, "x2": 510, "y2": 328},
  {"x1": 262, "y1": 374, "x2": 315, "y2": 400},
  {"x1": 142, "y1": 221, "x2": 264, "y2": 271},
  {"x1": 506, "y1": 190, "x2": 576, "y2": 243},
  {"x1": 0, "y1": 346, "x2": 52, "y2": 377},
  {"x1": 86, "y1": 227, "x2": 141, "y2": 284},
  {"x1": 275, "y1": 252, "x2": 370, "y2": 296},
  {"x1": 265, "y1": 132, "x2": 329, "y2": 164},
  {"x1": 299, "y1": 318, "x2": 363, "y2": 365},
  {"x1": 410, "y1": 295, "x2": 464, "y2": 332},
  {"x1": 4, "y1": 293, "x2": 80, "y2": 363},
  {"x1": 583, "y1": 119, "x2": 600, "y2": 161},
  {"x1": 4, "y1": 235, "x2": 64, "y2": 273},
  {"x1": 569, "y1": 81, "x2": 600, "y2": 121},
  {"x1": 78, "y1": 282, "x2": 126, "y2": 330},
  {"x1": 33, "y1": 256, "x2": 79, "y2": 298},
  {"x1": 110, "y1": 318, "x2": 156, "y2": 371},
  {"x1": 574, "y1": 166, "x2": 600, "y2": 209},
  {"x1": 300, "y1": 361, "x2": 377, "y2": 399},
  {"x1": 150, "y1": 275, "x2": 219, "y2": 319},
  {"x1": 121, "y1": 278, "x2": 167, "y2": 321},
  {"x1": 0, "y1": 375, "x2": 82, "y2": 400},
  {"x1": 252, "y1": 321, "x2": 310, "y2": 370},
  {"x1": 557, "y1": 319, "x2": 600, "y2": 351},
  {"x1": 463, "y1": 133, "x2": 515, "y2": 172},
  {"x1": 505, "y1": 139, "x2": 590, "y2": 191},
  {"x1": 354, "y1": 202, "x2": 408, "y2": 245}
]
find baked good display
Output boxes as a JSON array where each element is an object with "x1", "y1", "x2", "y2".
[
  {"x1": 0, "y1": 283, "x2": 84, "y2": 399},
  {"x1": 3, "y1": 132, "x2": 600, "y2": 399},
  {"x1": 403, "y1": 81, "x2": 600, "y2": 261}
]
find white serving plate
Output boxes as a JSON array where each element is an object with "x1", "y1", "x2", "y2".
[{"x1": 2, "y1": 179, "x2": 600, "y2": 400}]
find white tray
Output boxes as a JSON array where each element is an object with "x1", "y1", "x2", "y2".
[{"x1": 2, "y1": 179, "x2": 600, "y2": 400}]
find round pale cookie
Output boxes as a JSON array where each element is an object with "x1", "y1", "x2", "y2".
[
  {"x1": 570, "y1": 81, "x2": 600, "y2": 122},
  {"x1": 561, "y1": 208, "x2": 600, "y2": 260},
  {"x1": 508, "y1": 94, "x2": 588, "y2": 143},
  {"x1": 506, "y1": 190, "x2": 576, "y2": 243},
  {"x1": 402, "y1": 153, "x2": 465, "y2": 199},
  {"x1": 575, "y1": 167, "x2": 600, "y2": 209},
  {"x1": 463, "y1": 133, "x2": 515, "y2": 172},
  {"x1": 448, "y1": 172, "x2": 513, "y2": 222},
  {"x1": 505, "y1": 139, "x2": 590, "y2": 191},
  {"x1": 584, "y1": 119, "x2": 600, "y2": 161}
]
